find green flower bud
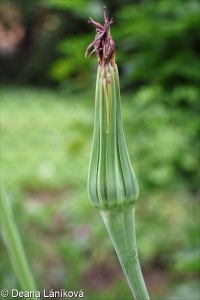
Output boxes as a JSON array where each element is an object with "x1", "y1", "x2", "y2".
[
  {"x1": 88, "y1": 63, "x2": 139, "y2": 210},
  {"x1": 86, "y1": 8, "x2": 150, "y2": 299}
]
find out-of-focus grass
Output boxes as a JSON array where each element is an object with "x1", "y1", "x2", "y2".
[
  {"x1": 1, "y1": 86, "x2": 199, "y2": 299},
  {"x1": 1, "y1": 87, "x2": 93, "y2": 191}
]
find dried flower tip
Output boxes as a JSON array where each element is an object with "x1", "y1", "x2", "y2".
[{"x1": 85, "y1": 6, "x2": 115, "y2": 66}]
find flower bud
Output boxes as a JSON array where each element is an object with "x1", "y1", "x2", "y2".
[{"x1": 88, "y1": 63, "x2": 139, "y2": 210}]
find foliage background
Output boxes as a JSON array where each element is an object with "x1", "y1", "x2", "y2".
[{"x1": 0, "y1": 0, "x2": 199, "y2": 299}]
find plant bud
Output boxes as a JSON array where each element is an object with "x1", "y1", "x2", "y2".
[{"x1": 88, "y1": 63, "x2": 139, "y2": 210}]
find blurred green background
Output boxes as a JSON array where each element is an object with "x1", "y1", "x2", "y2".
[{"x1": 0, "y1": 0, "x2": 199, "y2": 299}]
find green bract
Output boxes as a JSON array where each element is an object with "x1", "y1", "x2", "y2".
[{"x1": 88, "y1": 63, "x2": 139, "y2": 210}]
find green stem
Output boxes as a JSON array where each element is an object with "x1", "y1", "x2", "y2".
[
  {"x1": 0, "y1": 181, "x2": 37, "y2": 296},
  {"x1": 100, "y1": 207, "x2": 150, "y2": 300}
]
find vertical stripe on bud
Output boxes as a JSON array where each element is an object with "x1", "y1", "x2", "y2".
[{"x1": 88, "y1": 63, "x2": 139, "y2": 210}]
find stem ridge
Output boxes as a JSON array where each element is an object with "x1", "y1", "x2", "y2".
[{"x1": 100, "y1": 208, "x2": 150, "y2": 300}]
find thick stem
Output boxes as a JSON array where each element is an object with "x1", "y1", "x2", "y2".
[
  {"x1": 100, "y1": 207, "x2": 150, "y2": 300},
  {"x1": 0, "y1": 182, "x2": 37, "y2": 297}
]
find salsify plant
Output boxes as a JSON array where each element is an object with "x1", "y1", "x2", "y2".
[{"x1": 86, "y1": 7, "x2": 150, "y2": 299}]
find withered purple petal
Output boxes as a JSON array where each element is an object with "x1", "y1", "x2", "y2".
[{"x1": 85, "y1": 7, "x2": 115, "y2": 66}]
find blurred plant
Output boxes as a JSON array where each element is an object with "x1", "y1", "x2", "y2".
[
  {"x1": 0, "y1": 181, "x2": 38, "y2": 297},
  {"x1": 87, "y1": 8, "x2": 149, "y2": 299}
]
